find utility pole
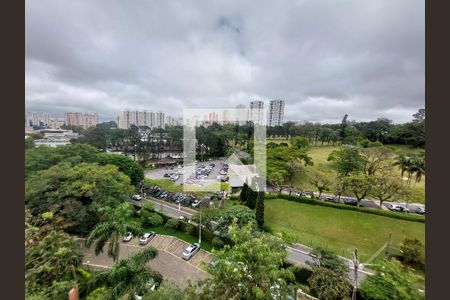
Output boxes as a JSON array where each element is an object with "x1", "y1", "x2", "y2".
[
  {"x1": 198, "y1": 207, "x2": 202, "y2": 244},
  {"x1": 351, "y1": 249, "x2": 359, "y2": 300}
]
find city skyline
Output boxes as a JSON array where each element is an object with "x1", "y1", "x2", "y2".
[{"x1": 26, "y1": 0, "x2": 424, "y2": 124}]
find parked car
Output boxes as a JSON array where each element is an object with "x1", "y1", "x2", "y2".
[
  {"x1": 416, "y1": 206, "x2": 425, "y2": 214},
  {"x1": 139, "y1": 232, "x2": 156, "y2": 245},
  {"x1": 344, "y1": 198, "x2": 358, "y2": 206},
  {"x1": 387, "y1": 204, "x2": 410, "y2": 213},
  {"x1": 164, "y1": 173, "x2": 171, "y2": 178},
  {"x1": 123, "y1": 232, "x2": 133, "y2": 242},
  {"x1": 131, "y1": 194, "x2": 142, "y2": 201},
  {"x1": 324, "y1": 196, "x2": 338, "y2": 203},
  {"x1": 182, "y1": 243, "x2": 201, "y2": 260}
]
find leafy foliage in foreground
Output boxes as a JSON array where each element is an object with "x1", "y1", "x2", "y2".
[
  {"x1": 87, "y1": 247, "x2": 163, "y2": 300},
  {"x1": 184, "y1": 222, "x2": 294, "y2": 299},
  {"x1": 359, "y1": 259, "x2": 424, "y2": 300}
]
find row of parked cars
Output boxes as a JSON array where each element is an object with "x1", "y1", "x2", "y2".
[
  {"x1": 147, "y1": 185, "x2": 210, "y2": 208},
  {"x1": 122, "y1": 231, "x2": 201, "y2": 260},
  {"x1": 387, "y1": 203, "x2": 425, "y2": 214}
]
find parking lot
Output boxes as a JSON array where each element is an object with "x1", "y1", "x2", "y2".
[
  {"x1": 77, "y1": 235, "x2": 213, "y2": 289},
  {"x1": 144, "y1": 159, "x2": 227, "y2": 186}
]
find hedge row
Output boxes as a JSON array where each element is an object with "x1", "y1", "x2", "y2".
[{"x1": 271, "y1": 193, "x2": 425, "y2": 223}]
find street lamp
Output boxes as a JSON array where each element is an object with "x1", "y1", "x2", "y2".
[{"x1": 133, "y1": 144, "x2": 137, "y2": 161}]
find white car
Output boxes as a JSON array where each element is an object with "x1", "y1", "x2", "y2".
[
  {"x1": 182, "y1": 243, "x2": 201, "y2": 260},
  {"x1": 139, "y1": 232, "x2": 156, "y2": 245},
  {"x1": 131, "y1": 194, "x2": 142, "y2": 201},
  {"x1": 123, "y1": 232, "x2": 133, "y2": 242}
]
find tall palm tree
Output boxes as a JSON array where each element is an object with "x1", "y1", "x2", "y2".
[
  {"x1": 86, "y1": 202, "x2": 141, "y2": 262},
  {"x1": 393, "y1": 153, "x2": 410, "y2": 178},
  {"x1": 410, "y1": 156, "x2": 425, "y2": 186},
  {"x1": 87, "y1": 247, "x2": 163, "y2": 300}
]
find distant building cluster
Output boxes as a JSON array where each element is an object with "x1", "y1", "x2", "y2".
[
  {"x1": 118, "y1": 110, "x2": 181, "y2": 129},
  {"x1": 65, "y1": 112, "x2": 99, "y2": 129},
  {"x1": 234, "y1": 99, "x2": 285, "y2": 126},
  {"x1": 25, "y1": 112, "x2": 64, "y2": 129}
]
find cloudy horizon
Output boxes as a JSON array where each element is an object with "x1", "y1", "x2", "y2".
[{"x1": 25, "y1": 0, "x2": 424, "y2": 124}]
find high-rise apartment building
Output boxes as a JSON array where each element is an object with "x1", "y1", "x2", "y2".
[
  {"x1": 31, "y1": 112, "x2": 40, "y2": 126},
  {"x1": 268, "y1": 100, "x2": 285, "y2": 127},
  {"x1": 165, "y1": 116, "x2": 182, "y2": 127},
  {"x1": 65, "y1": 112, "x2": 98, "y2": 129},
  {"x1": 118, "y1": 110, "x2": 165, "y2": 129},
  {"x1": 249, "y1": 100, "x2": 265, "y2": 125},
  {"x1": 235, "y1": 104, "x2": 249, "y2": 125},
  {"x1": 42, "y1": 113, "x2": 51, "y2": 126},
  {"x1": 155, "y1": 112, "x2": 165, "y2": 129}
]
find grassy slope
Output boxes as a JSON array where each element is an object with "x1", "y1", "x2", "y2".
[
  {"x1": 270, "y1": 143, "x2": 425, "y2": 203},
  {"x1": 264, "y1": 198, "x2": 425, "y2": 262}
]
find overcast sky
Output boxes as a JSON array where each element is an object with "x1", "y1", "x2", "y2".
[{"x1": 25, "y1": 0, "x2": 424, "y2": 124}]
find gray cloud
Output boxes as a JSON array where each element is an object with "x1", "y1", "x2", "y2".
[{"x1": 25, "y1": 0, "x2": 424, "y2": 123}]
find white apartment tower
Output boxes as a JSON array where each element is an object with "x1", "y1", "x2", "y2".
[
  {"x1": 268, "y1": 100, "x2": 285, "y2": 127},
  {"x1": 235, "y1": 104, "x2": 248, "y2": 125},
  {"x1": 118, "y1": 111, "x2": 165, "y2": 129},
  {"x1": 249, "y1": 100, "x2": 265, "y2": 125}
]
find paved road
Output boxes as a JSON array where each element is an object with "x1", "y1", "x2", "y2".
[
  {"x1": 77, "y1": 235, "x2": 212, "y2": 289},
  {"x1": 134, "y1": 197, "x2": 372, "y2": 286}
]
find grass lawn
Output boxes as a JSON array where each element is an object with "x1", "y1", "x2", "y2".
[
  {"x1": 143, "y1": 225, "x2": 215, "y2": 252},
  {"x1": 144, "y1": 178, "x2": 183, "y2": 192},
  {"x1": 264, "y1": 198, "x2": 425, "y2": 262}
]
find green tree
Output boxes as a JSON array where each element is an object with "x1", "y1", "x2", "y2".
[
  {"x1": 240, "y1": 182, "x2": 249, "y2": 204},
  {"x1": 88, "y1": 248, "x2": 163, "y2": 300},
  {"x1": 25, "y1": 231, "x2": 82, "y2": 295},
  {"x1": 255, "y1": 191, "x2": 265, "y2": 228},
  {"x1": 97, "y1": 153, "x2": 144, "y2": 186},
  {"x1": 309, "y1": 173, "x2": 333, "y2": 198},
  {"x1": 307, "y1": 247, "x2": 352, "y2": 300},
  {"x1": 26, "y1": 162, "x2": 134, "y2": 234},
  {"x1": 214, "y1": 205, "x2": 256, "y2": 237},
  {"x1": 328, "y1": 146, "x2": 365, "y2": 176},
  {"x1": 342, "y1": 173, "x2": 374, "y2": 206},
  {"x1": 291, "y1": 136, "x2": 310, "y2": 149},
  {"x1": 371, "y1": 174, "x2": 404, "y2": 208},
  {"x1": 86, "y1": 202, "x2": 141, "y2": 262},
  {"x1": 361, "y1": 146, "x2": 393, "y2": 176},
  {"x1": 185, "y1": 222, "x2": 294, "y2": 299},
  {"x1": 401, "y1": 238, "x2": 425, "y2": 270},
  {"x1": 359, "y1": 259, "x2": 424, "y2": 300},
  {"x1": 142, "y1": 281, "x2": 182, "y2": 300}
]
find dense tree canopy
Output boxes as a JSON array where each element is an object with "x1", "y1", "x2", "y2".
[{"x1": 26, "y1": 162, "x2": 134, "y2": 234}]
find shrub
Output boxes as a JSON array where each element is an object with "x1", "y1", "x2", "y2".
[
  {"x1": 401, "y1": 238, "x2": 425, "y2": 270},
  {"x1": 211, "y1": 237, "x2": 224, "y2": 248},
  {"x1": 144, "y1": 212, "x2": 164, "y2": 227},
  {"x1": 181, "y1": 222, "x2": 195, "y2": 234},
  {"x1": 164, "y1": 219, "x2": 180, "y2": 230}
]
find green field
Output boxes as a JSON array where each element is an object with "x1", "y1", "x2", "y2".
[
  {"x1": 264, "y1": 198, "x2": 425, "y2": 262},
  {"x1": 276, "y1": 144, "x2": 426, "y2": 203}
]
